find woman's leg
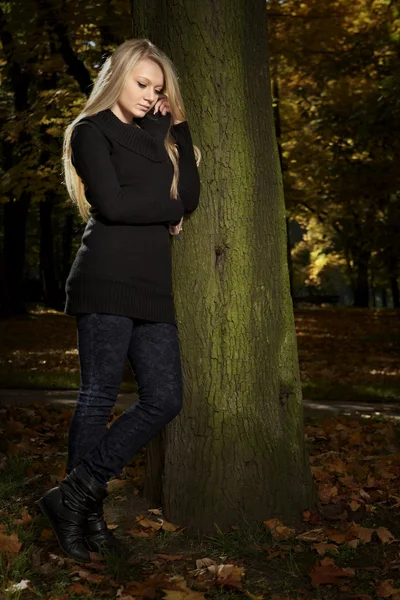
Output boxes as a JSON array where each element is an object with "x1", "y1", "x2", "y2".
[
  {"x1": 80, "y1": 320, "x2": 183, "y2": 487},
  {"x1": 66, "y1": 313, "x2": 133, "y2": 474}
]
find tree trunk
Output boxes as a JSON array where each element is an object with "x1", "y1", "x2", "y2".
[
  {"x1": 381, "y1": 287, "x2": 388, "y2": 308},
  {"x1": 3, "y1": 193, "x2": 31, "y2": 315},
  {"x1": 61, "y1": 212, "x2": 74, "y2": 286},
  {"x1": 0, "y1": 7, "x2": 33, "y2": 316},
  {"x1": 389, "y1": 276, "x2": 399, "y2": 309},
  {"x1": 352, "y1": 250, "x2": 370, "y2": 308},
  {"x1": 136, "y1": 0, "x2": 315, "y2": 533},
  {"x1": 40, "y1": 197, "x2": 63, "y2": 308},
  {"x1": 387, "y1": 254, "x2": 400, "y2": 309}
]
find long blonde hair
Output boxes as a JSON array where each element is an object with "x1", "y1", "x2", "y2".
[{"x1": 63, "y1": 38, "x2": 201, "y2": 222}]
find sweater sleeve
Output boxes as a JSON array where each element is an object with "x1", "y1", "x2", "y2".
[
  {"x1": 70, "y1": 121, "x2": 184, "y2": 225},
  {"x1": 170, "y1": 121, "x2": 201, "y2": 216}
]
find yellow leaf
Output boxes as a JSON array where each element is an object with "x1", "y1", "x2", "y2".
[
  {"x1": 376, "y1": 579, "x2": 400, "y2": 598},
  {"x1": 137, "y1": 518, "x2": 162, "y2": 531},
  {"x1": 39, "y1": 529, "x2": 54, "y2": 541},
  {"x1": 160, "y1": 519, "x2": 180, "y2": 532}
]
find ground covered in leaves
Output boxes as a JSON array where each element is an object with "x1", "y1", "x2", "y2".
[
  {"x1": 2, "y1": 403, "x2": 400, "y2": 599},
  {"x1": 0, "y1": 307, "x2": 399, "y2": 598},
  {"x1": 1, "y1": 307, "x2": 399, "y2": 405}
]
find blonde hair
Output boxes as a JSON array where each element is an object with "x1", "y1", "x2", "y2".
[{"x1": 62, "y1": 38, "x2": 201, "y2": 222}]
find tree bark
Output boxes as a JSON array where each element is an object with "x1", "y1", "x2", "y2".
[
  {"x1": 389, "y1": 276, "x2": 399, "y2": 309},
  {"x1": 136, "y1": 0, "x2": 315, "y2": 533},
  {"x1": 0, "y1": 6, "x2": 32, "y2": 315},
  {"x1": 61, "y1": 212, "x2": 74, "y2": 285},
  {"x1": 39, "y1": 197, "x2": 63, "y2": 308},
  {"x1": 381, "y1": 287, "x2": 388, "y2": 308},
  {"x1": 352, "y1": 250, "x2": 370, "y2": 308}
]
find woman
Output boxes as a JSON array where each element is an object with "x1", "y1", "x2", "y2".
[{"x1": 36, "y1": 38, "x2": 201, "y2": 562}]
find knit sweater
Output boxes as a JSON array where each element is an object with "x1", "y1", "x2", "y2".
[{"x1": 64, "y1": 108, "x2": 200, "y2": 324}]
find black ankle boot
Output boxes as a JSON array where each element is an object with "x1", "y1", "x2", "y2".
[
  {"x1": 36, "y1": 463, "x2": 107, "y2": 562},
  {"x1": 84, "y1": 496, "x2": 128, "y2": 558}
]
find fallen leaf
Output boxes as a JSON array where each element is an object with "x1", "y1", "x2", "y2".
[
  {"x1": 137, "y1": 518, "x2": 162, "y2": 531},
  {"x1": 352, "y1": 525, "x2": 374, "y2": 543},
  {"x1": 376, "y1": 579, "x2": 400, "y2": 598},
  {"x1": 160, "y1": 519, "x2": 180, "y2": 532},
  {"x1": 296, "y1": 528, "x2": 326, "y2": 543},
  {"x1": 0, "y1": 532, "x2": 22, "y2": 554},
  {"x1": 66, "y1": 582, "x2": 92, "y2": 595},
  {"x1": 312, "y1": 542, "x2": 339, "y2": 555},
  {"x1": 39, "y1": 528, "x2": 54, "y2": 541},
  {"x1": 263, "y1": 518, "x2": 295, "y2": 538},
  {"x1": 311, "y1": 557, "x2": 355, "y2": 586},
  {"x1": 5, "y1": 579, "x2": 31, "y2": 592},
  {"x1": 376, "y1": 527, "x2": 396, "y2": 544},
  {"x1": 107, "y1": 478, "x2": 126, "y2": 492},
  {"x1": 13, "y1": 509, "x2": 33, "y2": 526}
]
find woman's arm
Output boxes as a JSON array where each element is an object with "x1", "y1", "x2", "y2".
[
  {"x1": 71, "y1": 121, "x2": 184, "y2": 225},
  {"x1": 170, "y1": 121, "x2": 201, "y2": 216}
]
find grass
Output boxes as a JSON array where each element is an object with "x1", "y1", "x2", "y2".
[
  {"x1": 0, "y1": 368, "x2": 136, "y2": 392},
  {"x1": 303, "y1": 379, "x2": 400, "y2": 405}
]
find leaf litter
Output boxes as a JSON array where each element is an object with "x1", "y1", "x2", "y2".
[{"x1": 2, "y1": 404, "x2": 400, "y2": 597}]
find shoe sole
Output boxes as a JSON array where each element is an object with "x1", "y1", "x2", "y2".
[{"x1": 36, "y1": 498, "x2": 91, "y2": 563}]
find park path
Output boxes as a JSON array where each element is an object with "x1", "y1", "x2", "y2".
[{"x1": 1, "y1": 388, "x2": 400, "y2": 420}]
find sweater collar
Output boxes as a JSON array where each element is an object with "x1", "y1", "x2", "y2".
[{"x1": 84, "y1": 109, "x2": 168, "y2": 162}]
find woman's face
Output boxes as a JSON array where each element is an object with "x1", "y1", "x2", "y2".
[{"x1": 112, "y1": 57, "x2": 165, "y2": 123}]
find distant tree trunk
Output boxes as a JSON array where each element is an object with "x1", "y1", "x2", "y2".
[
  {"x1": 61, "y1": 212, "x2": 74, "y2": 285},
  {"x1": 0, "y1": 7, "x2": 33, "y2": 315},
  {"x1": 0, "y1": 229, "x2": 12, "y2": 316},
  {"x1": 352, "y1": 250, "x2": 370, "y2": 308},
  {"x1": 389, "y1": 276, "x2": 399, "y2": 309},
  {"x1": 40, "y1": 197, "x2": 63, "y2": 308},
  {"x1": 3, "y1": 194, "x2": 31, "y2": 315},
  {"x1": 381, "y1": 287, "x2": 388, "y2": 308},
  {"x1": 386, "y1": 255, "x2": 399, "y2": 309},
  {"x1": 136, "y1": 0, "x2": 315, "y2": 533}
]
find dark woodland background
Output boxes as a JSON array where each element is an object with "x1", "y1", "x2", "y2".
[{"x1": 0, "y1": 0, "x2": 399, "y2": 316}]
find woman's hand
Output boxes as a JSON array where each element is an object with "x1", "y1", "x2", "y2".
[
  {"x1": 153, "y1": 94, "x2": 184, "y2": 126},
  {"x1": 168, "y1": 216, "x2": 183, "y2": 236}
]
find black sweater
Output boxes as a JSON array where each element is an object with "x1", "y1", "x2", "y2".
[{"x1": 64, "y1": 108, "x2": 200, "y2": 324}]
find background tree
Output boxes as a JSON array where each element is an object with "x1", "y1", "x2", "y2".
[{"x1": 268, "y1": 0, "x2": 400, "y2": 306}]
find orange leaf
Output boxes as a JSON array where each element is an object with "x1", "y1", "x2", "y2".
[
  {"x1": 327, "y1": 531, "x2": 348, "y2": 544},
  {"x1": 313, "y1": 543, "x2": 339, "y2": 555},
  {"x1": 376, "y1": 579, "x2": 400, "y2": 598},
  {"x1": 376, "y1": 527, "x2": 396, "y2": 544},
  {"x1": 0, "y1": 532, "x2": 22, "y2": 554},
  {"x1": 66, "y1": 582, "x2": 92, "y2": 595},
  {"x1": 14, "y1": 509, "x2": 33, "y2": 526},
  {"x1": 351, "y1": 525, "x2": 374, "y2": 543},
  {"x1": 311, "y1": 559, "x2": 355, "y2": 586}
]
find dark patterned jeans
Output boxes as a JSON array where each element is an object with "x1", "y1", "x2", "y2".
[{"x1": 66, "y1": 313, "x2": 183, "y2": 488}]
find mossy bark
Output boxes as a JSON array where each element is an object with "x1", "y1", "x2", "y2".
[{"x1": 134, "y1": 0, "x2": 316, "y2": 534}]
